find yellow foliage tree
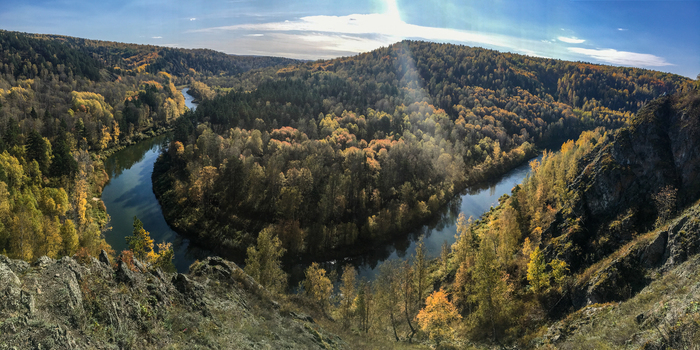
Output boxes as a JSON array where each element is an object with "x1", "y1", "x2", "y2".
[
  {"x1": 244, "y1": 226, "x2": 287, "y2": 293},
  {"x1": 303, "y1": 262, "x2": 332, "y2": 310},
  {"x1": 527, "y1": 247, "x2": 549, "y2": 293},
  {"x1": 416, "y1": 288, "x2": 461, "y2": 346},
  {"x1": 151, "y1": 242, "x2": 176, "y2": 272},
  {"x1": 60, "y1": 219, "x2": 79, "y2": 256},
  {"x1": 126, "y1": 216, "x2": 154, "y2": 261}
]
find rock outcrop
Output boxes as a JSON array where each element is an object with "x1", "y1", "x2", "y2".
[
  {"x1": 0, "y1": 254, "x2": 344, "y2": 349},
  {"x1": 552, "y1": 93, "x2": 700, "y2": 270}
]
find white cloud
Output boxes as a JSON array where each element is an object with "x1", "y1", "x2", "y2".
[
  {"x1": 190, "y1": 18, "x2": 196, "y2": 21},
  {"x1": 558, "y1": 36, "x2": 585, "y2": 44},
  {"x1": 299, "y1": 33, "x2": 394, "y2": 54},
  {"x1": 568, "y1": 47, "x2": 672, "y2": 67},
  {"x1": 192, "y1": 13, "x2": 540, "y2": 53},
  {"x1": 189, "y1": 10, "x2": 670, "y2": 70},
  {"x1": 152, "y1": 36, "x2": 163, "y2": 39},
  {"x1": 617, "y1": 28, "x2": 628, "y2": 31}
]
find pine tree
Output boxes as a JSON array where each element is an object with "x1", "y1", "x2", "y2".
[
  {"x1": 49, "y1": 132, "x2": 77, "y2": 179},
  {"x1": 126, "y1": 216, "x2": 154, "y2": 261},
  {"x1": 26, "y1": 130, "x2": 51, "y2": 175}
]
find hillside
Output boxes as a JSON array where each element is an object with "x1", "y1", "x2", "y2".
[
  {"x1": 152, "y1": 40, "x2": 692, "y2": 262},
  {"x1": 0, "y1": 30, "x2": 300, "y2": 79},
  {"x1": 542, "y1": 203, "x2": 700, "y2": 349},
  {"x1": 0, "y1": 253, "x2": 345, "y2": 349},
  {"x1": 419, "y1": 84, "x2": 700, "y2": 347},
  {"x1": 0, "y1": 30, "x2": 297, "y2": 266}
]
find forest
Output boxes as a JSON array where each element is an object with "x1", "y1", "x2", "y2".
[
  {"x1": 2, "y1": 29, "x2": 699, "y2": 349},
  {"x1": 153, "y1": 40, "x2": 692, "y2": 260},
  {"x1": 244, "y1": 83, "x2": 700, "y2": 348},
  {"x1": 0, "y1": 30, "x2": 292, "y2": 263}
]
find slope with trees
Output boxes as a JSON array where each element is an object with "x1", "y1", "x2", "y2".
[
  {"x1": 0, "y1": 30, "x2": 298, "y2": 264},
  {"x1": 238, "y1": 84, "x2": 700, "y2": 348},
  {"x1": 153, "y1": 40, "x2": 691, "y2": 261}
]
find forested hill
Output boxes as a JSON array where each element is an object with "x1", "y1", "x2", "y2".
[
  {"x1": 422, "y1": 83, "x2": 700, "y2": 348},
  {"x1": 0, "y1": 30, "x2": 300, "y2": 79},
  {"x1": 0, "y1": 30, "x2": 298, "y2": 267},
  {"x1": 153, "y1": 40, "x2": 693, "y2": 261},
  {"x1": 305, "y1": 41, "x2": 688, "y2": 112}
]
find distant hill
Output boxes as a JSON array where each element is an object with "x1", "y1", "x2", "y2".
[
  {"x1": 153, "y1": 40, "x2": 693, "y2": 262},
  {"x1": 0, "y1": 30, "x2": 300, "y2": 80}
]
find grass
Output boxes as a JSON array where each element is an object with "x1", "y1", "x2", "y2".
[{"x1": 553, "y1": 254, "x2": 700, "y2": 349}]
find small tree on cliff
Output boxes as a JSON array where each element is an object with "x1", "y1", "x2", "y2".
[
  {"x1": 245, "y1": 226, "x2": 287, "y2": 294},
  {"x1": 126, "y1": 216, "x2": 154, "y2": 261}
]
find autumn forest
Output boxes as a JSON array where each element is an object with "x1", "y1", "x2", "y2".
[{"x1": 1, "y1": 29, "x2": 698, "y2": 348}]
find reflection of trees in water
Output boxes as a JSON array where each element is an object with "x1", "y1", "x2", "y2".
[
  {"x1": 287, "y1": 155, "x2": 543, "y2": 287},
  {"x1": 104, "y1": 134, "x2": 170, "y2": 179},
  {"x1": 288, "y1": 194, "x2": 463, "y2": 287}
]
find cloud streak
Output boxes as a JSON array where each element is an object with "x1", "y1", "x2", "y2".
[
  {"x1": 192, "y1": 12, "x2": 672, "y2": 69},
  {"x1": 193, "y1": 13, "x2": 542, "y2": 53},
  {"x1": 558, "y1": 36, "x2": 585, "y2": 44},
  {"x1": 568, "y1": 47, "x2": 672, "y2": 67}
]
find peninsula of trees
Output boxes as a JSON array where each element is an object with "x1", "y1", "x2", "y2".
[{"x1": 153, "y1": 40, "x2": 691, "y2": 260}]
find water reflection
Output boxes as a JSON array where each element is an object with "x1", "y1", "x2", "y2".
[
  {"x1": 101, "y1": 89, "x2": 204, "y2": 272},
  {"x1": 296, "y1": 155, "x2": 541, "y2": 283},
  {"x1": 102, "y1": 86, "x2": 541, "y2": 280}
]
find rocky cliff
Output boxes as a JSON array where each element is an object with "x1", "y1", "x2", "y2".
[
  {"x1": 542, "y1": 88, "x2": 700, "y2": 309},
  {"x1": 0, "y1": 254, "x2": 344, "y2": 349}
]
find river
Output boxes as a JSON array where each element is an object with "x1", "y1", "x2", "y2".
[
  {"x1": 102, "y1": 88, "x2": 208, "y2": 272},
  {"x1": 102, "y1": 87, "x2": 539, "y2": 275}
]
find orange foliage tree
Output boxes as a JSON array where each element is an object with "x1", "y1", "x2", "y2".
[{"x1": 416, "y1": 288, "x2": 461, "y2": 346}]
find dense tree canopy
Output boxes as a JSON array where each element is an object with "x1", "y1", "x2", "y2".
[
  {"x1": 0, "y1": 30, "x2": 297, "y2": 263},
  {"x1": 153, "y1": 40, "x2": 690, "y2": 260}
]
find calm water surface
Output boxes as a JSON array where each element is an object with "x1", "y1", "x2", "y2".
[
  {"x1": 102, "y1": 88, "x2": 207, "y2": 272},
  {"x1": 103, "y1": 87, "x2": 541, "y2": 277},
  {"x1": 351, "y1": 157, "x2": 539, "y2": 280}
]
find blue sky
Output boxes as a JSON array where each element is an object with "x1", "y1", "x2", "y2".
[{"x1": 1, "y1": 0, "x2": 698, "y2": 77}]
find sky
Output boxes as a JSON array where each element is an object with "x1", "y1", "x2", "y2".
[{"x1": 1, "y1": 0, "x2": 698, "y2": 78}]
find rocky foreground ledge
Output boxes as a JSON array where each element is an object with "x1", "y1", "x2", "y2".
[{"x1": 0, "y1": 254, "x2": 343, "y2": 350}]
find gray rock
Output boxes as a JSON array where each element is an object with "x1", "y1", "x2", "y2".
[
  {"x1": 133, "y1": 257, "x2": 147, "y2": 272},
  {"x1": 64, "y1": 270, "x2": 84, "y2": 311},
  {"x1": 99, "y1": 250, "x2": 111, "y2": 266},
  {"x1": 642, "y1": 231, "x2": 667, "y2": 267},
  {"x1": 116, "y1": 260, "x2": 135, "y2": 285},
  {"x1": 0, "y1": 254, "x2": 29, "y2": 275},
  {"x1": 20, "y1": 290, "x2": 35, "y2": 314},
  {"x1": 34, "y1": 256, "x2": 55, "y2": 269},
  {"x1": 0, "y1": 261, "x2": 22, "y2": 311},
  {"x1": 290, "y1": 311, "x2": 314, "y2": 323},
  {"x1": 172, "y1": 273, "x2": 204, "y2": 300}
]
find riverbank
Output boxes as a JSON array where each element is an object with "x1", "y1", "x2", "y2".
[
  {"x1": 98, "y1": 88, "x2": 202, "y2": 272},
  {"x1": 151, "y1": 140, "x2": 544, "y2": 274}
]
